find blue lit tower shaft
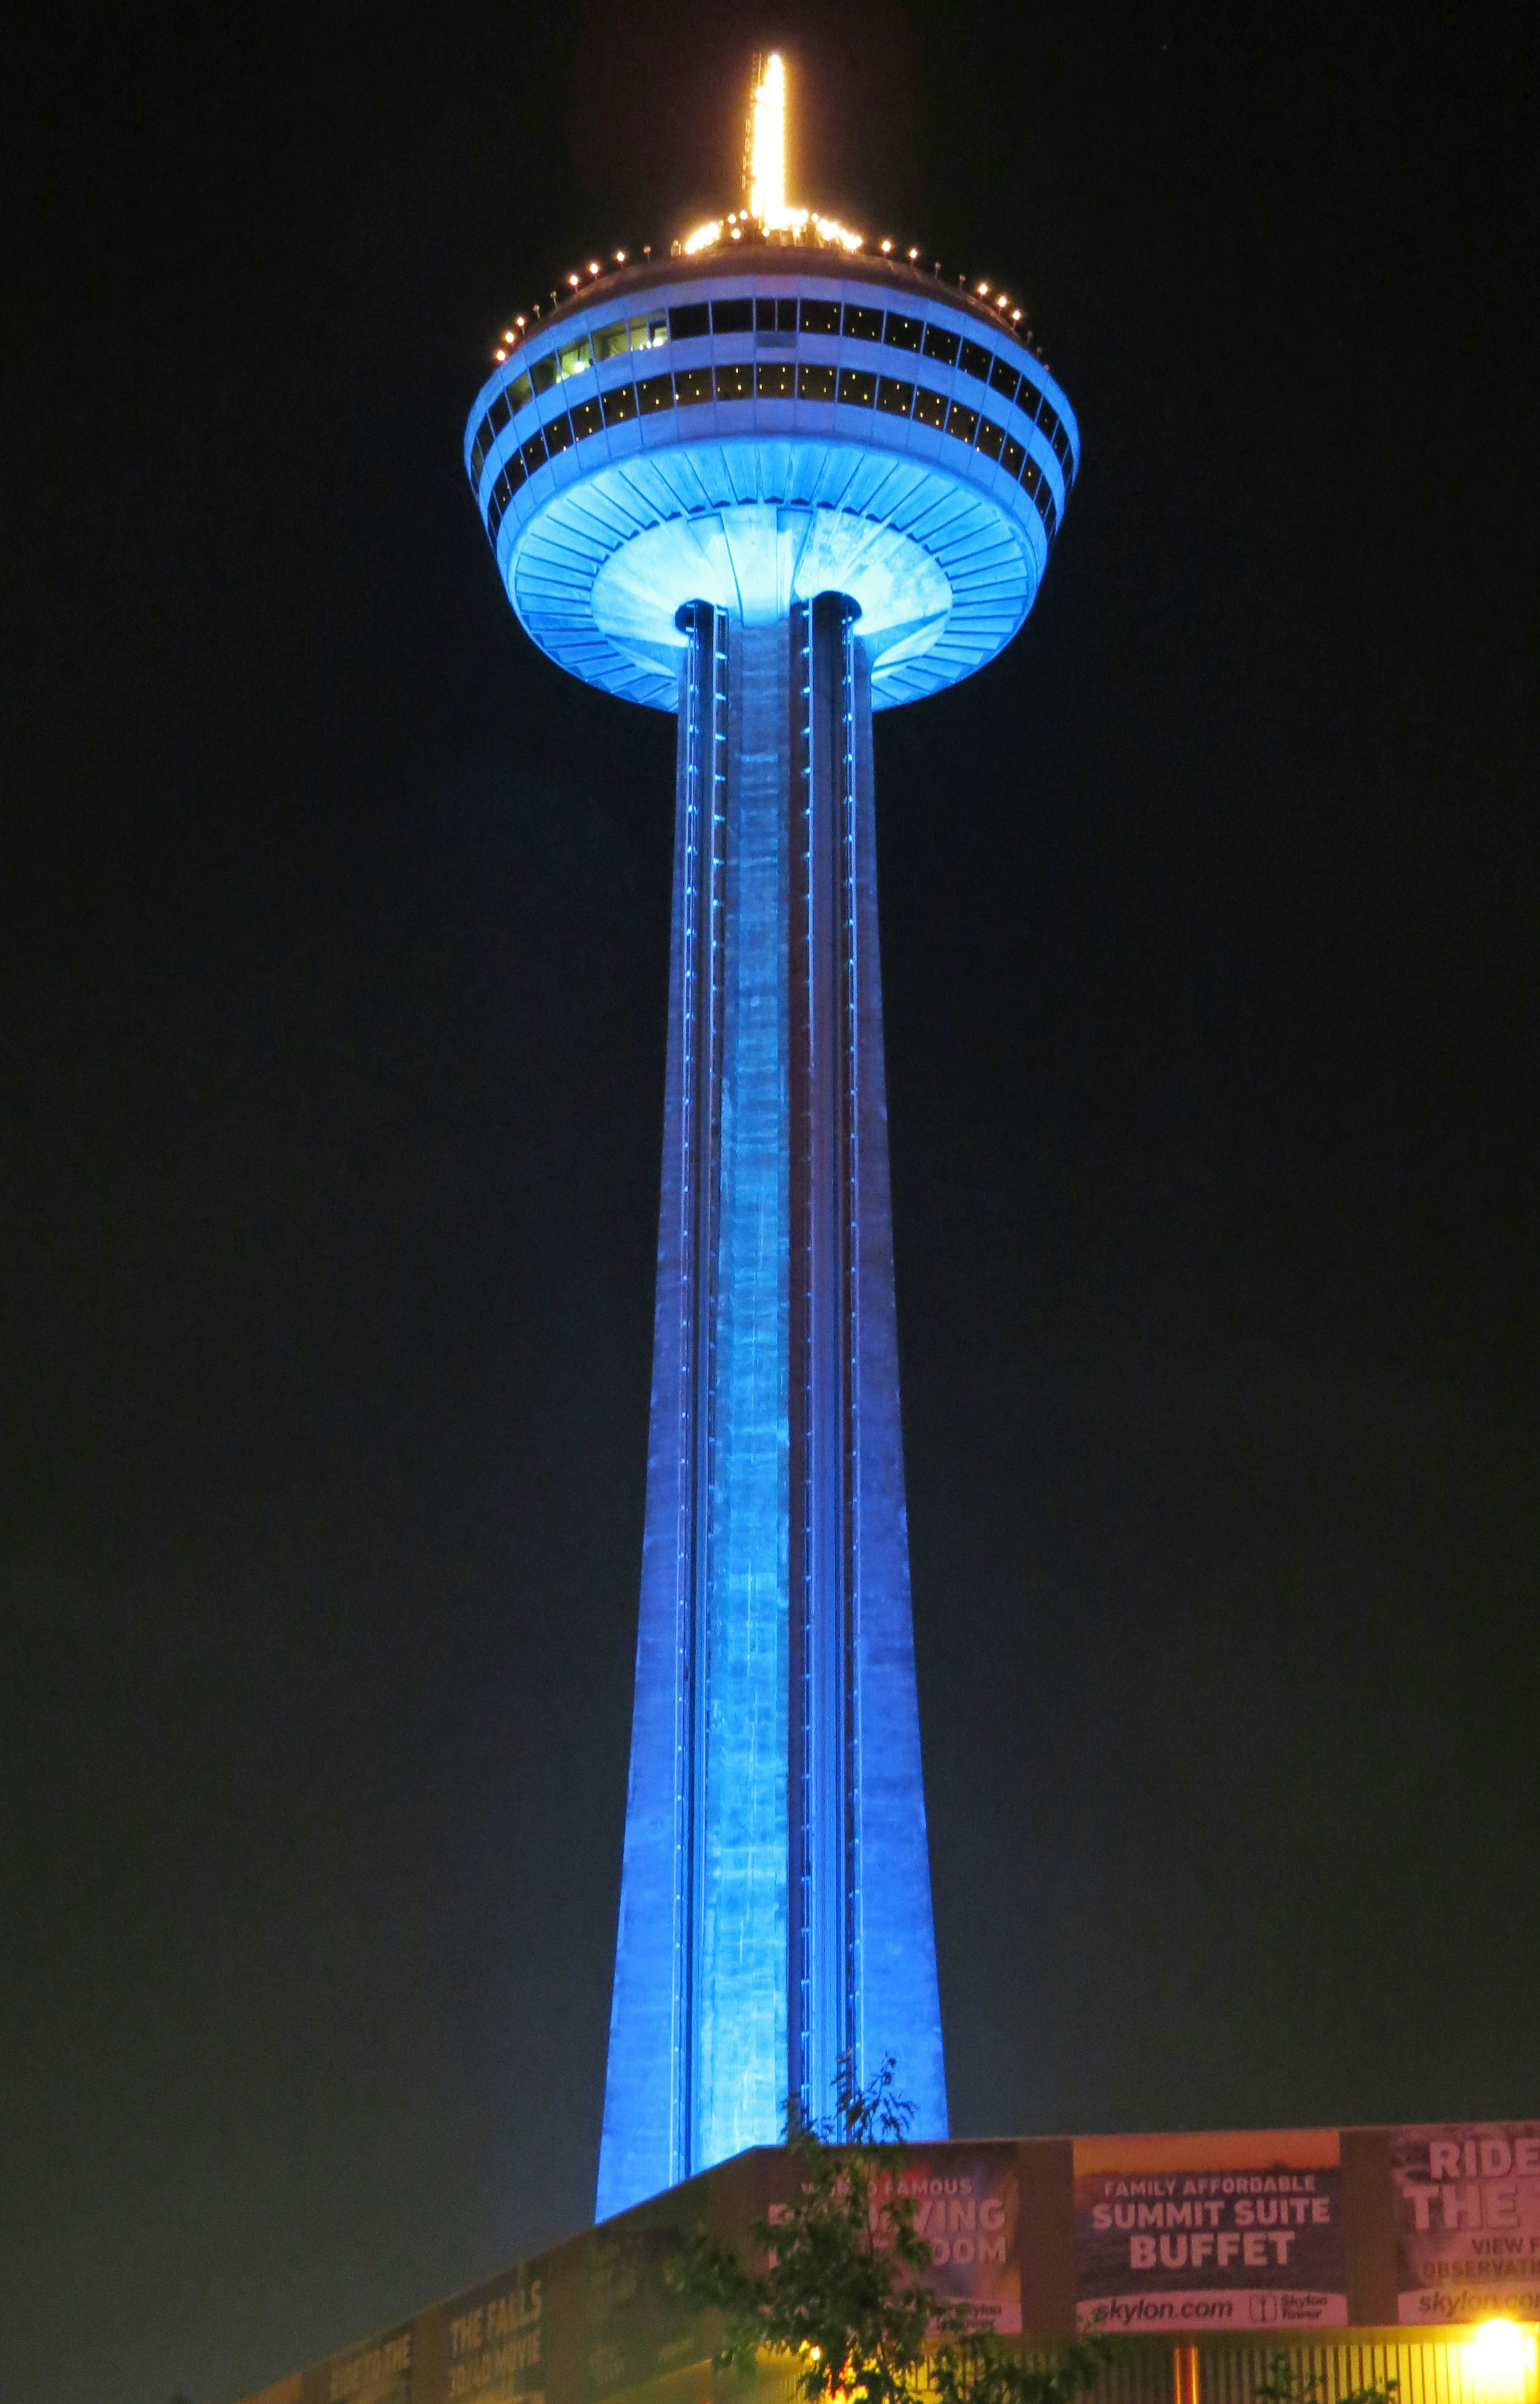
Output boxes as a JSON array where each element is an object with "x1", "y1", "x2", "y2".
[{"x1": 597, "y1": 595, "x2": 946, "y2": 2213}]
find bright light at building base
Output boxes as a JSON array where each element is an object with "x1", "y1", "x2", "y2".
[{"x1": 1470, "y1": 2321, "x2": 1539, "y2": 2404}]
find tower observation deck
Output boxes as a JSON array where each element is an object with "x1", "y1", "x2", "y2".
[{"x1": 463, "y1": 57, "x2": 1079, "y2": 2221}]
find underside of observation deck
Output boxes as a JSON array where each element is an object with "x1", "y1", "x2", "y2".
[{"x1": 466, "y1": 262, "x2": 1078, "y2": 710}]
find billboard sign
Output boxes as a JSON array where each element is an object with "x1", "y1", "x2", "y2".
[
  {"x1": 869, "y1": 2144, "x2": 1021, "y2": 2333},
  {"x1": 1391, "y1": 2123, "x2": 1540, "y2": 2325},
  {"x1": 1074, "y1": 2130, "x2": 1346, "y2": 2334},
  {"x1": 582, "y1": 2218, "x2": 705, "y2": 2404},
  {"x1": 302, "y1": 2323, "x2": 416, "y2": 2404},
  {"x1": 440, "y1": 2266, "x2": 547, "y2": 2404}
]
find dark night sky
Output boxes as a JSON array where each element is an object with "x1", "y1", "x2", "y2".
[{"x1": 4, "y1": 5, "x2": 1537, "y2": 2401}]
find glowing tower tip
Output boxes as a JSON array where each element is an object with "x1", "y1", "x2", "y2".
[{"x1": 747, "y1": 51, "x2": 787, "y2": 223}]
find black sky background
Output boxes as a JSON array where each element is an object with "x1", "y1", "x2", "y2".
[{"x1": 4, "y1": 5, "x2": 1538, "y2": 2402}]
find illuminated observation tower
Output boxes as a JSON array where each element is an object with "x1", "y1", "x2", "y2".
[{"x1": 464, "y1": 57, "x2": 1078, "y2": 2218}]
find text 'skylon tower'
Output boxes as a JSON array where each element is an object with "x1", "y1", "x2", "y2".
[{"x1": 464, "y1": 57, "x2": 1078, "y2": 2217}]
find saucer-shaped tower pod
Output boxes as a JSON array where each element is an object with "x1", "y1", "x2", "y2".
[{"x1": 465, "y1": 115, "x2": 1078, "y2": 2220}]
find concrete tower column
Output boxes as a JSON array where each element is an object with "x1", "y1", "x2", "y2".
[{"x1": 596, "y1": 594, "x2": 946, "y2": 2218}]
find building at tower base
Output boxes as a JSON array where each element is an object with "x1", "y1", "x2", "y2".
[{"x1": 235, "y1": 2122, "x2": 1540, "y2": 2404}]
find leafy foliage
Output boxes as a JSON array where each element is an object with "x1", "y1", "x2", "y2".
[
  {"x1": 930, "y1": 2336, "x2": 1119, "y2": 2404},
  {"x1": 1252, "y1": 2355, "x2": 1398, "y2": 2404},
  {"x1": 670, "y1": 2057, "x2": 1114, "y2": 2404}
]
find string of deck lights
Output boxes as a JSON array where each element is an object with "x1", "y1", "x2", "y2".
[{"x1": 489, "y1": 55, "x2": 1035, "y2": 366}]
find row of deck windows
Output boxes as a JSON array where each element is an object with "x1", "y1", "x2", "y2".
[
  {"x1": 669, "y1": 294, "x2": 1059, "y2": 450},
  {"x1": 471, "y1": 294, "x2": 1074, "y2": 491},
  {"x1": 479, "y1": 362, "x2": 1062, "y2": 552}
]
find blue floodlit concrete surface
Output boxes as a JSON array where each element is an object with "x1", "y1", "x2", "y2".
[
  {"x1": 695, "y1": 621, "x2": 789, "y2": 2168},
  {"x1": 468, "y1": 259, "x2": 1074, "y2": 2222},
  {"x1": 593, "y1": 693, "x2": 698, "y2": 2218},
  {"x1": 843, "y1": 674, "x2": 948, "y2": 2133}
]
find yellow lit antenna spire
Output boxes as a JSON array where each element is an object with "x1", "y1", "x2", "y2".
[
  {"x1": 748, "y1": 51, "x2": 787, "y2": 225},
  {"x1": 682, "y1": 51, "x2": 861, "y2": 255}
]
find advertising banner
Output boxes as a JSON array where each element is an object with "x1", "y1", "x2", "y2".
[
  {"x1": 438, "y1": 2265, "x2": 547, "y2": 2404},
  {"x1": 1391, "y1": 2122, "x2": 1540, "y2": 2324},
  {"x1": 869, "y1": 2144, "x2": 1021, "y2": 2333},
  {"x1": 1074, "y1": 2131, "x2": 1346, "y2": 2334},
  {"x1": 300, "y1": 2321, "x2": 416, "y2": 2404},
  {"x1": 582, "y1": 2219, "x2": 705, "y2": 2404}
]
